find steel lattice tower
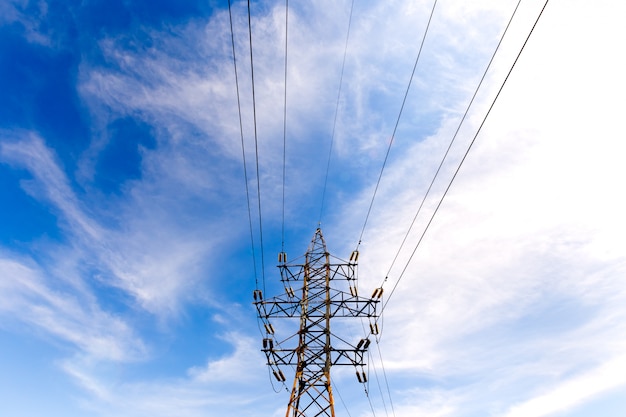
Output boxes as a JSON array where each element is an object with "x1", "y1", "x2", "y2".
[{"x1": 254, "y1": 228, "x2": 382, "y2": 417}]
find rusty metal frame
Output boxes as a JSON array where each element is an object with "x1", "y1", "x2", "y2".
[{"x1": 254, "y1": 229, "x2": 380, "y2": 417}]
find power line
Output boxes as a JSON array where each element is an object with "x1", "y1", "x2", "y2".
[
  {"x1": 282, "y1": 0, "x2": 289, "y2": 252},
  {"x1": 358, "y1": 2, "x2": 526, "y2": 413},
  {"x1": 247, "y1": 0, "x2": 267, "y2": 294},
  {"x1": 368, "y1": 348, "x2": 390, "y2": 417},
  {"x1": 375, "y1": 339, "x2": 396, "y2": 417},
  {"x1": 365, "y1": 381, "x2": 378, "y2": 417},
  {"x1": 319, "y1": 0, "x2": 356, "y2": 226},
  {"x1": 380, "y1": 0, "x2": 552, "y2": 318},
  {"x1": 379, "y1": 0, "x2": 524, "y2": 289},
  {"x1": 356, "y1": 0, "x2": 439, "y2": 251},
  {"x1": 228, "y1": 0, "x2": 259, "y2": 289},
  {"x1": 331, "y1": 377, "x2": 354, "y2": 417},
  {"x1": 359, "y1": 316, "x2": 395, "y2": 417}
]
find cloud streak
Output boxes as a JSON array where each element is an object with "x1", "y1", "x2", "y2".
[{"x1": 1, "y1": 0, "x2": 625, "y2": 416}]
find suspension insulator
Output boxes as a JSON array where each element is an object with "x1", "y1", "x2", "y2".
[
  {"x1": 356, "y1": 371, "x2": 367, "y2": 383},
  {"x1": 253, "y1": 290, "x2": 263, "y2": 301},
  {"x1": 263, "y1": 338, "x2": 274, "y2": 350},
  {"x1": 370, "y1": 322, "x2": 379, "y2": 335},
  {"x1": 264, "y1": 323, "x2": 275, "y2": 334},
  {"x1": 273, "y1": 369, "x2": 286, "y2": 382},
  {"x1": 286, "y1": 286, "x2": 295, "y2": 297}
]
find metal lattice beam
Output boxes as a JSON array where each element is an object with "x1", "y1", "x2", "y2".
[{"x1": 254, "y1": 229, "x2": 382, "y2": 417}]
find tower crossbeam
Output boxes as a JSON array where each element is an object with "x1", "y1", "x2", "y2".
[{"x1": 255, "y1": 228, "x2": 381, "y2": 417}]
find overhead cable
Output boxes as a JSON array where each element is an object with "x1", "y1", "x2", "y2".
[
  {"x1": 359, "y1": 315, "x2": 395, "y2": 417},
  {"x1": 356, "y1": 0, "x2": 439, "y2": 250},
  {"x1": 247, "y1": 0, "x2": 267, "y2": 294},
  {"x1": 332, "y1": 377, "x2": 354, "y2": 417},
  {"x1": 228, "y1": 0, "x2": 259, "y2": 290},
  {"x1": 282, "y1": 0, "x2": 289, "y2": 252},
  {"x1": 368, "y1": 348, "x2": 390, "y2": 417},
  {"x1": 380, "y1": 0, "x2": 552, "y2": 318},
  {"x1": 375, "y1": 340, "x2": 396, "y2": 417},
  {"x1": 365, "y1": 381, "x2": 378, "y2": 417},
  {"x1": 379, "y1": 0, "x2": 524, "y2": 289},
  {"x1": 319, "y1": 0, "x2": 356, "y2": 226}
]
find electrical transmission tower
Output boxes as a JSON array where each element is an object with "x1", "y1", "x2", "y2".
[{"x1": 254, "y1": 228, "x2": 382, "y2": 417}]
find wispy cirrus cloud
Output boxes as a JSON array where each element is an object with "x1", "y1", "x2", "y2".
[
  {"x1": 2, "y1": 0, "x2": 625, "y2": 416},
  {"x1": 0, "y1": 0, "x2": 52, "y2": 45},
  {"x1": 54, "y1": 329, "x2": 280, "y2": 417},
  {"x1": 501, "y1": 355, "x2": 626, "y2": 417},
  {"x1": 0, "y1": 129, "x2": 270, "y2": 414},
  {"x1": 0, "y1": 131, "x2": 218, "y2": 315},
  {"x1": 0, "y1": 252, "x2": 145, "y2": 362}
]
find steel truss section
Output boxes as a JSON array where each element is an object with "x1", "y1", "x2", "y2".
[{"x1": 254, "y1": 228, "x2": 381, "y2": 417}]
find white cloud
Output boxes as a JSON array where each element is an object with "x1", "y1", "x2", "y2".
[
  {"x1": 326, "y1": 0, "x2": 626, "y2": 415},
  {"x1": 0, "y1": 131, "x2": 218, "y2": 315},
  {"x1": 187, "y1": 332, "x2": 261, "y2": 382},
  {"x1": 0, "y1": 0, "x2": 51, "y2": 45},
  {"x1": 2, "y1": 0, "x2": 625, "y2": 416},
  {"x1": 56, "y1": 331, "x2": 282, "y2": 417},
  {"x1": 501, "y1": 355, "x2": 626, "y2": 417},
  {"x1": 0, "y1": 255, "x2": 145, "y2": 362},
  {"x1": 1, "y1": 131, "x2": 103, "y2": 240}
]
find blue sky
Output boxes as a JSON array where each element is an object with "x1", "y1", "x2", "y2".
[{"x1": 1, "y1": 0, "x2": 625, "y2": 416}]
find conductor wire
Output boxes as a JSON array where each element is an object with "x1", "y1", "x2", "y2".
[
  {"x1": 247, "y1": 0, "x2": 267, "y2": 293},
  {"x1": 282, "y1": 0, "x2": 289, "y2": 251},
  {"x1": 228, "y1": 0, "x2": 259, "y2": 290},
  {"x1": 319, "y1": 0, "x2": 356, "y2": 226},
  {"x1": 380, "y1": 0, "x2": 551, "y2": 318},
  {"x1": 380, "y1": 0, "x2": 523, "y2": 288},
  {"x1": 356, "y1": 0, "x2": 439, "y2": 250}
]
